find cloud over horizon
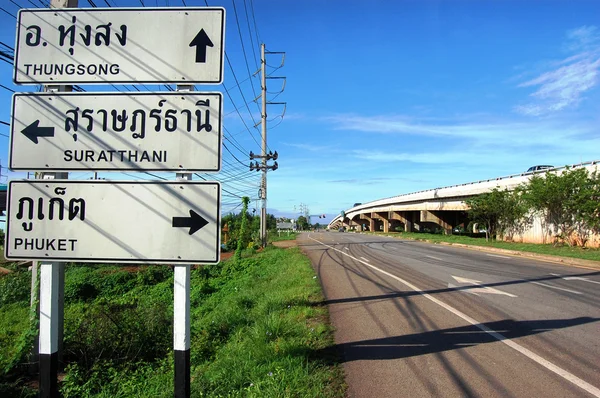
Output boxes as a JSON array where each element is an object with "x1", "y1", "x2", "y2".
[{"x1": 515, "y1": 25, "x2": 600, "y2": 116}]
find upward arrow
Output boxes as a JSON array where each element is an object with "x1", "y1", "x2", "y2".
[
  {"x1": 172, "y1": 209, "x2": 209, "y2": 235},
  {"x1": 21, "y1": 120, "x2": 55, "y2": 144},
  {"x1": 189, "y1": 29, "x2": 214, "y2": 63}
]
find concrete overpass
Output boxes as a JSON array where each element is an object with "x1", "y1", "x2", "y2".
[{"x1": 328, "y1": 160, "x2": 599, "y2": 240}]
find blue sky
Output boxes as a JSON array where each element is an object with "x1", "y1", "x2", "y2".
[{"x1": 1, "y1": 0, "x2": 600, "y2": 225}]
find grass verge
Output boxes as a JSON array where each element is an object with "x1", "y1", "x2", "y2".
[
  {"x1": 0, "y1": 245, "x2": 345, "y2": 397},
  {"x1": 269, "y1": 231, "x2": 298, "y2": 242},
  {"x1": 363, "y1": 231, "x2": 600, "y2": 262},
  {"x1": 189, "y1": 245, "x2": 344, "y2": 397}
]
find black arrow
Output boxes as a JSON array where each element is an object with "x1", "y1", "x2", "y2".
[
  {"x1": 189, "y1": 29, "x2": 214, "y2": 63},
  {"x1": 21, "y1": 120, "x2": 55, "y2": 144},
  {"x1": 172, "y1": 209, "x2": 209, "y2": 235}
]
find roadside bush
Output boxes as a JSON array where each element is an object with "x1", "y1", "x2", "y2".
[
  {"x1": 63, "y1": 296, "x2": 172, "y2": 373},
  {"x1": 0, "y1": 269, "x2": 30, "y2": 306}
]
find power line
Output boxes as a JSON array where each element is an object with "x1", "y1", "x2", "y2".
[
  {"x1": 224, "y1": 53, "x2": 260, "y2": 128},
  {"x1": 231, "y1": 0, "x2": 261, "y2": 114},
  {"x1": 0, "y1": 7, "x2": 16, "y2": 19},
  {"x1": 0, "y1": 41, "x2": 14, "y2": 51},
  {"x1": 143, "y1": 172, "x2": 168, "y2": 181},
  {"x1": 222, "y1": 84, "x2": 262, "y2": 148},
  {"x1": 223, "y1": 141, "x2": 249, "y2": 166},
  {"x1": 249, "y1": 0, "x2": 262, "y2": 45},
  {"x1": 0, "y1": 84, "x2": 15, "y2": 93},
  {"x1": 243, "y1": 0, "x2": 260, "y2": 71}
]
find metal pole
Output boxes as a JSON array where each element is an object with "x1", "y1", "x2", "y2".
[
  {"x1": 260, "y1": 43, "x2": 267, "y2": 247},
  {"x1": 174, "y1": 85, "x2": 193, "y2": 398},
  {"x1": 38, "y1": 3, "x2": 77, "y2": 396}
]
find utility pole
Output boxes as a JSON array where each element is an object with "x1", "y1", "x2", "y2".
[
  {"x1": 260, "y1": 43, "x2": 267, "y2": 248},
  {"x1": 250, "y1": 43, "x2": 285, "y2": 247}
]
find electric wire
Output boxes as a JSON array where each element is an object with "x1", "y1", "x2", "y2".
[
  {"x1": 0, "y1": 7, "x2": 16, "y2": 19},
  {"x1": 243, "y1": 0, "x2": 260, "y2": 70},
  {"x1": 231, "y1": 0, "x2": 261, "y2": 114}
]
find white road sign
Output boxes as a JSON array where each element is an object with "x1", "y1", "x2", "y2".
[
  {"x1": 4, "y1": 180, "x2": 221, "y2": 264},
  {"x1": 9, "y1": 92, "x2": 222, "y2": 172},
  {"x1": 14, "y1": 7, "x2": 225, "y2": 84}
]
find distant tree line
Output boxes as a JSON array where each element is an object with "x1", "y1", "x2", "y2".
[
  {"x1": 466, "y1": 167, "x2": 600, "y2": 246},
  {"x1": 221, "y1": 198, "x2": 277, "y2": 251}
]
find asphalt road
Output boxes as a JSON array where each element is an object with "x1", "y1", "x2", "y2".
[{"x1": 298, "y1": 231, "x2": 600, "y2": 398}]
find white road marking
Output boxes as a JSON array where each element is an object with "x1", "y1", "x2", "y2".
[
  {"x1": 448, "y1": 283, "x2": 479, "y2": 296},
  {"x1": 308, "y1": 235, "x2": 600, "y2": 398},
  {"x1": 452, "y1": 276, "x2": 481, "y2": 284},
  {"x1": 344, "y1": 247, "x2": 349, "y2": 251},
  {"x1": 550, "y1": 273, "x2": 600, "y2": 285},
  {"x1": 426, "y1": 255, "x2": 443, "y2": 261},
  {"x1": 486, "y1": 254, "x2": 511, "y2": 259},
  {"x1": 451, "y1": 275, "x2": 517, "y2": 297},
  {"x1": 564, "y1": 277, "x2": 600, "y2": 285},
  {"x1": 531, "y1": 282, "x2": 583, "y2": 295},
  {"x1": 360, "y1": 256, "x2": 370, "y2": 262}
]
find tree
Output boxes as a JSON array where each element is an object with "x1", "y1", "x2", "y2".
[
  {"x1": 523, "y1": 167, "x2": 599, "y2": 246},
  {"x1": 266, "y1": 213, "x2": 277, "y2": 230},
  {"x1": 582, "y1": 171, "x2": 600, "y2": 235},
  {"x1": 234, "y1": 197, "x2": 251, "y2": 261},
  {"x1": 296, "y1": 216, "x2": 309, "y2": 230},
  {"x1": 465, "y1": 188, "x2": 528, "y2": 241}
]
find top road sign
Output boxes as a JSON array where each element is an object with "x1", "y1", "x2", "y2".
[{"x1": 13, "y1": 7, "x2": 225, "y2": 85}]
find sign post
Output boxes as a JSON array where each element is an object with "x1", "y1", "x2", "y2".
[{"x1": 10, "y1": 5, "x2": 226, "y2": 398}]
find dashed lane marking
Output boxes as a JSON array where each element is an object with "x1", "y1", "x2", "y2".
[{"x1": 308, "y1": 234, "x2": 600, "y2": 398}]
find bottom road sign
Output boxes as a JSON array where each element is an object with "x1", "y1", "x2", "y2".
[{"x1": 5, "y1": 180, "x2": 220, "y2": 264}]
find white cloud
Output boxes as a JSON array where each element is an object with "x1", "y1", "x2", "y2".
[
  {"x1": 565, "y1": 26, "x2": 599, "y2": 52},
  {"x1": 280, "y1": 142, "x2": 333, "y2": 152},
  {"x1": 515, "y1": 25, "x2": 600, "y2": 116},
  {"x1": 323, "y1": 113, "x2": 586, "y2": 148}
]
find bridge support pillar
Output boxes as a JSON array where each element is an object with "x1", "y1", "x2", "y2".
[
  {"x1": 359, "y1": 213, "x2": 372, "y2": 232},
  {"x1": 372, "y1": 212, "x2": 390, "y2": 233},
  {"x1": 411, "y1": 211, "x2": 420, "y2": 232},
  {"x1": 390, "y1": 211, "x2": 413, "y2": 232},
  {"x1": 420, "y1": 210, "x2": 452, "y2": 234}
]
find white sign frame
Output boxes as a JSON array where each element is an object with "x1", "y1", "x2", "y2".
[
  {"x1": 13, "y1": 7, "x2": 225, "y2": 84},
  {"x1": 9, "y1": 91, "x2": 222, "y2": 172},
  {"x1": 4, "y1": 180, "x2": 221, "y2": 264}
]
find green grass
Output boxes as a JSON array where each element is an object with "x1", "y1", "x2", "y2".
[
  {"x1": 269, "y1": 231, "x2": 298, "y2": 242},
  {"x1": 189, "y1": 247, "x2": 344, "y2": 397},
  {"x1": 0, "y1": 247, "x2": 345, "y2": 397},
  {"x1": 365, "y1": 231, "x2": 600, "y2": 262}
]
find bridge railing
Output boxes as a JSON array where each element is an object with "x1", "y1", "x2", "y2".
[{"x1": 328, "y1": 160, "x2": 599, "y2": 227}]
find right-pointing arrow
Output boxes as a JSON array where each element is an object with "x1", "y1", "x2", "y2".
[
  {"x1": 172, "y1": 209, "x2": 209, "y2": 235},
  {"x1": 21, "y1": 120, "x2": 55, "y2": 144}
]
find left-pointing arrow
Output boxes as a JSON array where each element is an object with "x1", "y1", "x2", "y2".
[
  {"x1": 172, "y1": 209, "x2": 209, "y2": 235},
  {"x1": 21, "y1": 120, "x2": 55, "y2": 144}
]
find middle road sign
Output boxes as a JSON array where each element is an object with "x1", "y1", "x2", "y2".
[{"x1": 9, "y1": 91, "x2": 222, "y2": 172}]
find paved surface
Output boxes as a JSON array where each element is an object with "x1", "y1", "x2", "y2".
[{"x1": 299, "y1": 232, "x2": 600, "y2": 398}]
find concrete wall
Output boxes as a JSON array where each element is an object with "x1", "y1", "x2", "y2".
[{"x1": 507, "y1": 214, "x2": 600, "y2": 247}]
